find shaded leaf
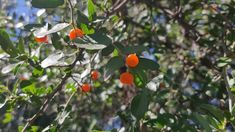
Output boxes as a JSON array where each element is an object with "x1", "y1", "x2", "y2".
[
  {"x1": 104, "y1": 56, "x2": 124, "y2": 80},
  {"x1": 0, "y1": 30, "x2": 19, "y2": 57},
  {"x1": 136, "y1": 58, "x2": 159, "y2": 70},
  {"x1": 192, "y1": 113, "x2": 212, "y2": 132},
  {"x1": 31, "y1": 0, "x2": 64, "y2": 8},
  {"x1": 131, "y1": 90, "x2": 149, "y2": 120}
]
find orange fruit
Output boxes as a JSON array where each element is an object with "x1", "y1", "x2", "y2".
[
  {"x1": 82, "y1": 83, "x2": 91, "y2": 92},
  {"x1": 91, "y1": 70, "x2": 99, "y2": 80},
  {"x1": 120, "y1": 72, "x2": 134, "y2": 85},
  {"x1": 69, "y1": 28, "x2": 84, "y2": 40},
  {"x1": 125, "y1": 54, "x2": 139, "y2": 68},
  {"x1": 35, "y1": 36, "x2": 48, "y2": 43}
]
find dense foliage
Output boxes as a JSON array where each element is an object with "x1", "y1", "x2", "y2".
[{"x1": 0, "y1": 0, "x2": 235, "y2": 131}]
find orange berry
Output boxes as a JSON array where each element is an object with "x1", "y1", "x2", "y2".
[
  {"x1": 125, "y1": 54, "x2": 139, "y2": 68},
  {"x1": 69, "y1": 28, "x2": 84, "y2": 40},
  {"x1": 35, "y1": 36, "x2": 48, "y2": 43},
  {"x1": 91, "y1": 70, "x2": 99, "y2": 80},
  {"x1": 81, "y1": 83, "x2": 91, "y2": 92},
  {"x1": 120, "y1": 72, "x2": 134, "y2": 85}
]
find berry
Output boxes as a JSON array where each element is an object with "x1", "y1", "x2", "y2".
[
  {"x1": 81, "y1": 83, "x2": 91, "y2": 92},
  {"x1": 125, "y1": 54, "x2": 139, "y2": 68},
  {"x1": 35, "y1": 36, "x2": 48, "y2": 43},
  {"x1": 91, "y1": 70, "x2": 99, "y2": 80},
  {"x1": 120, "y1": 72, "x2": 134, "y2": 85},
  {"x1": 69, "y1": 28, "x2": 84, "y2": 40}
]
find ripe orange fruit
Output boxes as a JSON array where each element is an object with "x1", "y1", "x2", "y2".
[
  {"x1": 35, "y1": 36, "x2": 48, "y2": 43},
  {"x1": 69, "y1": 28, "x2": 84, "y2": 40},
  {"x1": 125, "y1": 54, "x2": 139, "y2": 68},
  {"x1": 81, "y1": 83, "x2": 91, "y2": 92},
  {"x1": 120, "y1": 72, "x2": 134, "y2": 85},
  {"x1": 91, "y1": 70, "x2": 99, "y2": 80}
]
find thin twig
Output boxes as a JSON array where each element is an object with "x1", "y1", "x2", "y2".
[{"x1": 67, "y1": 0, "x2": 77, "y2": 30}]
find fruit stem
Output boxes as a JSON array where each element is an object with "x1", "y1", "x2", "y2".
[{"x1": 67, "y1": 0, "x2": 77, "y2": 30}]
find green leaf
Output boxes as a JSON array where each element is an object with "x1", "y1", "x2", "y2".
[
  {"x1": 34, "y1": 23, "x2": 70, "y2": 37},
  {"x1": 77, "y1": 10, "x2": 89, "y2": 26},
  {"x1": 30, "y1": 126, "x2": 39, "y2": 132},
  {"x1": 24, "y1": 24, "x2": 43, "y2": 31},
  {"x1": 20, "y1": 80, "x2": 36, "y2": 94},
  {"x1": 1, "y1": 62, "x2": 24, "y2": 74},
  {"x1": 232, "y1": 104, "x2": 235, "y2": 116},
  {"x1": 101, "y1": 44, "x2": 114, "y2": 56},
  {"x1": 0, "y1": 30, "x2": 19, "y2": 57},
  {"x1": 41, "y1": 51, "x2": 64, "y2": 68},
  {"x1": 51, "y1": 33, "x2": 64, "y2": 50},
  {"x1": 31, "y1": 0, "x2": 64, "y2": 8},
  {"x1": 104, "y1": 56, "x2": 124, "y2": 80},
  {"x1": 18, "y1": 38, "x2": 25, "y2": 53},
  {"x1": 89, "y1": 29, "x2": 112, "y2": 45},
  {"x1": 87, "y1": 0, "x2": 96, "y2": 20},
  {"x1": 132, "y1": 69, "x2": 148, "y2": 88},
  {"x1": 136, "y1": 58, "x2": 159, "y2": 70},
  {"x1": 192, "y1": 112, "x2": 212, "y2": 132},
  {"x1": 32, "y1": 67, "x2": 44, "y2": 77},
  {"x1": 116, "y1": 45, "x2": 147, "y2": 55},
  {"x1": 3, "y1": 113, "x2": 12, "y2": 124},
  {"x1": 81, "y1": 24, "x2": 95, "y2": 34},
  {"x1": 144, "y1": 113, "x2": 175, "y2": 129},
  {"x1": 199, "y1": 104, "x2": 224, "y2": 122},
  {"x1": 75, "y1": 44, "x2": 106, "y2": 50},
  {"x1": 131, "y1": 90, "x2": 149, "y2": 120},
  {"x1": 217, "y1": 57, "x2": 232, "y2": 67}
]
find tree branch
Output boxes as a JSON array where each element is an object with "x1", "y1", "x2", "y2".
[{"x1": 21, "y1": 50, "x2": 83, "y2": 132}]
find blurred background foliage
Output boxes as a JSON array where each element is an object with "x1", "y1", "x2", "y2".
[{"x1": 0, "y1": 0, "x2": 235, "y2": 131}]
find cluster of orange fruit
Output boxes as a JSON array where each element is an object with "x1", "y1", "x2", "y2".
[
  {"x1": 34, "y1": 28, "x2": 139, "y2": 92},
  {"x1": 81, "y1": 70, "x2": 99, "y2": 93},
  {"x1": 120, "y1": 54, "x2": 139, "y2": 85}
]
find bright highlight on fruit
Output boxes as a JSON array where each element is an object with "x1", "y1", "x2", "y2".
[
  {"x1": 120, "y1": 72, "x2": 134, "y2": 85},
  {"x1": 82, "y1": 83, "x2": 91, "y2": 92},
  {"x1": 69, "y1": 28, "x2": 84, "y2": 40},
  {"x1": 91, "y1": 70, "x2": 99, "y2": 80},
  {"x1": 35, "y1": 36, "x2": 48, "y2": 43},
  {"x1": 125, "y1": 54, "x2": 139, "y2": 68}
]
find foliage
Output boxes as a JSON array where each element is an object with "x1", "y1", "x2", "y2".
[{"x1": 0, "y1": 0, "x2": 235, "y2": 131}]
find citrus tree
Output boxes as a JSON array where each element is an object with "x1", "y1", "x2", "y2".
[{"x1": 0, "y1": 0, "x2": 235, "y2": 131}]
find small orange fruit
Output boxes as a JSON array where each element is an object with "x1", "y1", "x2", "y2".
[
  {"x1": 35, "y1": 36, "x2": 48, "y2": 43},
  {"x1": 126, "y1": 54, "x2": 139, "y2": 68},
  {"x1": 120, "y1": 72, "x2": 134, "y2": 85},
  {"x1": 81, "y1": 83, "x2": 91, "y2": 92},
  {"x1": 69, "y1": 28, "x2": 84, "y2": 40},
  {"x1": 91, "y1": 70, "x2": 99, "y2": 80}
]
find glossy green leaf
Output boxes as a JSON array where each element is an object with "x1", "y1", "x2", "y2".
[
  {"x1": 51, "y1": 33, "x2": 64, "y2": 50},
  {"x1": 136, "y1": 58, "x2": 159, "y2": 70},
  {"x1": 104, "y1": 56, "x2": 124, "y2": 80},
  {"x1": 0, "y1": 30, "x2": 19, "y2": 57},
  {"x1": 131, "y1": 90, "x2": 149, "y2": 120}
]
